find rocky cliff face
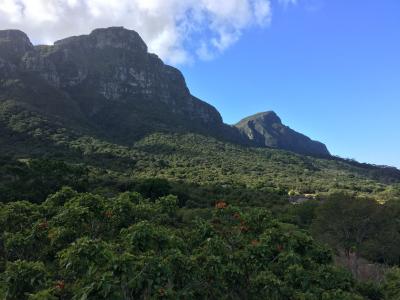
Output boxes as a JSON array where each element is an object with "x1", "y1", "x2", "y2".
[
  {"x1": 0, "y1": 30, "x2": 33, "y2": 64},
  {"x1": 0, "y1": 27, "x2": 329, "y2": 156},
  {"x1": 0, "y1": 30, "x2": 32, "y2": 78},
  {"x1": 235, "y1": 111, "x2": 330, "y2": 156},
  {"x1": 0, "y1": 27, "x2": 239, "y2": 142}
]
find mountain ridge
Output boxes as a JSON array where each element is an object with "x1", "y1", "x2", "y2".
[{"x1": 2, "y1": 26, "x2": 327, "y2": 157}]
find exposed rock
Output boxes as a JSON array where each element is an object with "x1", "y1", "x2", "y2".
[
  {"x1": 0, "y1": 58, "x2": 17, "y2": 78},
  {"x1": 1, "y1": 27, "x2": 237, "y2": 142},
  {"x1": 0, "y1": 30, "x2": 33, "y2": 64},
  {"x1": 235, "y1": 111, "x2": 330, "y2": 156},
  {"x1": 54, "y1": 27, "x2": 148, "y2": 52},
  {"x1": 0, "y1": 27, "x2": 329, "y2": 156}
]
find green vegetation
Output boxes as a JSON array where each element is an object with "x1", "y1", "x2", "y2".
[
  {"x1": 1, "y1": 98, "x2": 400, "y2": 300},
  {"x1": 0, "y1": 132, "x2": 399, "y2": 298},
  {"x1": 382, "y1": 268, "x2": 400, "y2": 300},
  {"x1": 311, "y1": 193, "x2": 400, "y2": 267},
  {"x1": 1, "y1": 188, "x2": 366, "y2": 299},
  {"x1": 2, "y1": 128, "x2": 399, "y2": 202},
  {"x1": 1, "y1": 132, "x2": 400, "y2": 299}
]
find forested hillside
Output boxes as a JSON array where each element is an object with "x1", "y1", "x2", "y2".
[
  {"x1": 1, "y1": 117, "x2": 400, "y2": 299},
  {"x1": 1, "y1": 27, "x2": 400, "y2": 299}
]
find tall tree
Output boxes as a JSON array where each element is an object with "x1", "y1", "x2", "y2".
[{"x1": 311, "y1": 193, "x2": 379, "y2": 278}]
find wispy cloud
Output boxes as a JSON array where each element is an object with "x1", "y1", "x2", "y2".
[{"x1": 0, "y1": 0, "x2": 274, "y2": 64}]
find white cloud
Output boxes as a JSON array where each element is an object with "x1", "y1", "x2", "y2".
[{"x1": 0, "y1": 0, "x2": 272, "y2": 64}]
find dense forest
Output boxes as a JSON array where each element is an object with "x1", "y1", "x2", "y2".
[
  {"x1": 1, "y1": 92, "x2": 400, "y2": 299},
  {"x1": 0, "y1": 186, "x2": 399, "y2": 299},
  {"x1": 1, "y1": 133, "x2": 400, "y2": 299}
]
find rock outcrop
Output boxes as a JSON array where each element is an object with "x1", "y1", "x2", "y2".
[
  {"x1": 235, "y1": 111, "x2": 330, "y2": 156},
  {"x1": 0, "y1": 27, "x2": 239, "y2": 141},
  {"x1": 0, "y1": 30, "x2": 33, "y2": 63}
]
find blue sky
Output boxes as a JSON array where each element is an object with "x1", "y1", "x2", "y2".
[{"x1": 180, "y1": 0, "x2": 400, "y2": 168}]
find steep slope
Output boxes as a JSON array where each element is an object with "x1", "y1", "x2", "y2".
[
  {"x1": 0, "y1": 27, "x2": 330, "y2": 157},
  {"x1": 0, "y1": 27, "x2": 243, "y2": 145},
  {"x1": 235, "y1": 111, "x2": 330, "y2": 157}
]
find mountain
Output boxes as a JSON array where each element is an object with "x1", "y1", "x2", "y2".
[
  {"x1": 235, "y1": 111, "x2": 330, "y2": 157},
  {"x1": 0, "y1": 27, "x2": 328, "y2": 156},
  {"x1": 0, "y1": 27, "x2": 244, "y2": 144}
]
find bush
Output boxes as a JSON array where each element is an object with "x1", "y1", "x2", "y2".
[{"x1": 3, "y1": 260, "x2": 49, "y2": 300}]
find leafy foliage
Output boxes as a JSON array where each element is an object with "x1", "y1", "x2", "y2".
[
  {"x1": 311, "y1": 193, "x2": 400, "y2": 267},
  {"x1": 0, "y1": 158, "x2": 88, "y2": 203},
  {"x1": 382, "y1": 268, "x2": 400, "y2": 300},
  {"x1": 0, "y1": 189, "x2": 365, "y2": 299}
]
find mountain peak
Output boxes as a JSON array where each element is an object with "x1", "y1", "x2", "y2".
[
  {"x1": 235, "y1": 111, "x2": 330, "y2": 157},
  {"x1": 236, "y1": 111, "x2": 282, "y2": 126},
  {"x1": 0, "y1": 27, "x2": 232, "y2": 143},
  {"x1": 0, "y1": 29, "x2": 33, "y2": 63},
  {"x1": 54, "y1": 27, "x2": 147, "y2": 53},
  {"x1": 0, "y1": 29, "x2": 31, "y2": 44}
]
